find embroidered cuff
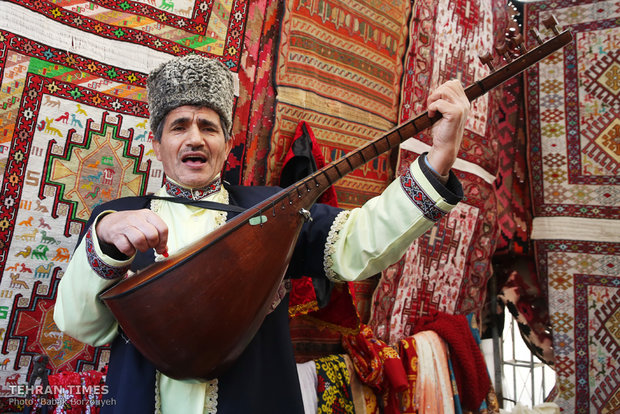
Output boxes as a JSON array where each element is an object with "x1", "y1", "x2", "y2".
[
  {"x1": 323, "y1": 210, "x2": 351, "y2": 282},
  {"x1": 400, "y1": 155, "x2": 463, "y2": 222},
  {"x1": 85, "y1": 213, "x2": 134, "y2": 279},
  {"x1": 400, "y1": 169, "x2": 448, "y2": 222},
  {"x1": 417, "y1": 152, "x2": 463, "y2": 205}
]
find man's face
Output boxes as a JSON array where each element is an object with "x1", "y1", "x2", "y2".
[{"x1": 152, "y1": 106, "x2": 233, "y2": 188}]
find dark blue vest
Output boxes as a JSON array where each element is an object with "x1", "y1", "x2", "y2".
[{"x1": 79, "y1": 186, "x2": 341, "y2": 413}]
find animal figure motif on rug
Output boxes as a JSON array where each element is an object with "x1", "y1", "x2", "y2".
[{"x1": 0, "y1": 31, "x2": 162, "y2": 402}]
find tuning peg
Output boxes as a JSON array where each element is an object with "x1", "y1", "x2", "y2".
[
  {"x1": 543, "y1": 15, "x2": 560, "y2": 35},
  {"x1": 507, "y1": 19, "x2": 520, "y2": 37},
  {"x1": 496, "y1": 42, "x2": 513, "y2": 62},
  {"x1": 506, "y1": 27, "x2": 517, "y2": 39},
  {"x1": 530, "y1": 28, "x2": 544, "y2": 45},
  {"x1": 507, "y1": 2, "x2": 519, "y2": 18},
  {"x1": 509, "y1": 33, "x2": 527, "y2": 54},
  {"x1": 479, "y1": 52, "x2": 495, "y2": 71}
]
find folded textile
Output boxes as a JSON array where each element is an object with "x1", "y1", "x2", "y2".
[
  {"x1": 342, "y1": 324, "x2": 408, "y2": 393},
  {"x1": 415, "y1": 331, "x2": 455, "y2": 414},
  {"x1": 297, "y1": 360, "x2": 318, "y2": 414},
  {"x1": 393, "y1": 336, "x2": 419, "y2": 413},
  {"x1": 315, "y1": 354, "x2": 355, "y2": 414},
  {"x1": 413, "y1": 311, "x2": 491, "y2": 411},
  {"x1": 342, "y1": 354, "x2": 368, "y2": 414}
]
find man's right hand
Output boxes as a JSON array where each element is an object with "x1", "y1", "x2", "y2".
[{"x1": 96, "y1": 209, "x2": 168, "y2": 257}]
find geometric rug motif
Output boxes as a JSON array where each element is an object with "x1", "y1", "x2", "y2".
[
  {"x1": 6, "y1": 277, "x2": 105, "y2": 378},
  {"x1": 0, "y1": 0, "x2": 271, "y2": 403},
  {"x1": 525, "y1": 0, "x2": 619, "y2": 218},
  {"x1": 368, "y1": 0, "x2": 508, "y2": 345},
  {"x1": 398, "y1": 0, "x2": 502, "y2": 174},
  {"x1": 581, "y1": 107, "x2": 619, "y2": 177},
  {"x1": 46, "y1": 107, "x2": 151, "y2": 226},
  {"x1": 0, "y1": 0, "x2": 255, "y2": 185},
  {"x1": 525, "y1": 2, "x2": 620, "y2": 412},
  {"x1": 536, "y1": 240, "x2": 620, "y2": 414},
  {"x1": 589, "y1": 286, "x2": 619, "y2": 413},
  {"x1": 368, "y1": 156, "x2": 499, "y2": 346},
  {"x1": 0, "y1": 30, "x2": 164, "y2": 397},
  {"x1": 494, "y1": 76, "x2": 532, "y2": 255},
  {"x1": 266, "y1": 0, "x2": 412, "y2": 209},
  {"x1": 234, "y1": 0, "x2": 281, "y2": 186},
  {"x1": 4, "y1": 0, "x2": 247, "y2": 68}
]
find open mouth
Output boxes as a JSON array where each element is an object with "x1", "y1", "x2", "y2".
[{"x1": 181, "y1": 153, "x2": 207, "y2": 166}]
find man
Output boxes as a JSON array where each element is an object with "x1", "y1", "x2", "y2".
[{"x1": 54, "y1": 55, "x2": 469, "y2": 413}]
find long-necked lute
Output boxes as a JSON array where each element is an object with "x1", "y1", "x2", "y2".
[{"x1": 100, "y1": 18, "x2": 572, "y2": 380}]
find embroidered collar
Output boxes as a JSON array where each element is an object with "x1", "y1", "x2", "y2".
[{"x1": 164, "y1": 177, "x2": 222, "y2": 200}]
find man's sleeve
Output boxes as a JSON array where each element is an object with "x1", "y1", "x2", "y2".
[
  {"x1": 325, "y1": 153, "x2": 463, "y2": 282},
  {"x1": 53, "y1": 212, "x2": 134, "y2": 347}
]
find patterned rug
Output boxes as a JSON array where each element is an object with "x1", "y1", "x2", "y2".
[
  {"x1": 535, "y1": 241, "x2": 619, "y2": 413},
  {"x1": 0, "y1": 0, "x2": 258, "y2": 403},
  {"x1": 525, "y1": 1, "x2": 620, "y2": 412},
  {"x1": 233, "y1": 0, "x2": 282, "y2": 186},
  {"x1": 367, "y1": 0, "x2": 509, "y2": 345},
  {"x1": 1, "y1": 0, "x2": 276, "y2": 185},
  {"x1": 266, "y1": 0, "x2": 412, "y2": 209},
  {"x1": 494, "y1": 76, "x2": 532, "y2": 257},
  {"x1": 3, "y1": 0, "x2": 247, "y2": 63},
  {"x1": 399, "y1": 0, "x2": 503, "y2": 173},
  {"x1": 0, "y1": 28, "x2": 161, "y2": 400}
]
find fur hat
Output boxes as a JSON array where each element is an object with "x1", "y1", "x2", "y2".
[{"x1": 147, "y1": 55, "x2": 234, "y2": 134}]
